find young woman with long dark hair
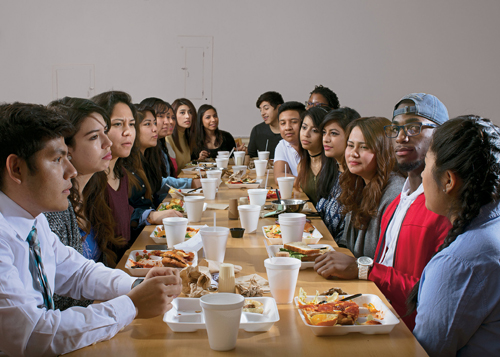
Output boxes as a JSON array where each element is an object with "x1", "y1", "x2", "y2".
[{"x1": 166, "y1": 98, "x2": 196, "y2": 174}]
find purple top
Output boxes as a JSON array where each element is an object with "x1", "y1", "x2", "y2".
[{"x1": 105, "y1": 173, "x2": 134, "y2": 244}]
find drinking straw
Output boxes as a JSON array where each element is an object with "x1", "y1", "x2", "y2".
[
  {"x1": 214, "y1": 212, "x2": 217, "y2": 228},
  {"x1": 265, "y1": 139, "x2": 269, "y2": 152},
  {"x1": 229, "y1": 147, "x2": 235, "y2": 157},
  {"x1": 285, "y1": 164, "x2": 287, "y2": 178},
  {"x1": 265, "y1": 169, "x2": 269, "y2": 189}
]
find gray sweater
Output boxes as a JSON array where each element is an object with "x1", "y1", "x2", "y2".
[{"x1": 340, "y1": 174, "x2": 405, "y2": 259}]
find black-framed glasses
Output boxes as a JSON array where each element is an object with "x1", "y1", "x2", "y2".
[
  {"x1": 305, "y1": 101, "x2": 329, "y2": 108},
  {"x1": 384, "y1": 122, "x2": 438, "y2": 138}
]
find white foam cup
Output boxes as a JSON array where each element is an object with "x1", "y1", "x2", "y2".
[
  {"x1": 215, "y1": 158, "x2": 229, "y2": 169},
  {"x1": 200, "y1": 178, "x2": 218, "y2": 200},
  {"x1": 247, "y1": 189, "x2": 267, "y2": 207},
  {"x1": 258, "y1": 151, "x2": 270, "y2": 161},
  {"x1": 184, "y1": 196, "x2": 205, "y2": 223},
  {"x1": 233, "y1": 151, "x2": 246, "y2": 165},
  {"x1": 277, "y1": 177, "x2": 295, "y2": 199},
  {"x1": 253, "y1": 160, "x2": 268, "y2": 177},
  {"x1": 237, "y1": 204, "x2": 261, "y2": 233},
  {"x1": 278, "y1": 213, "x2": 306, "y2": 244},
  {"x1": 200, "y1": 226, "x2": 230, "y2": 262},
  {"x1": 162, "y1": 217, "x2": 189, "y2": 247},
  {"x1": 217, "y1": 151, "x2": 230, "y2": 158},
  {"x1": 264, "y1": 257, "x2": 301, "y2": 304},
  {"x1": 200, "y1": 293, "x2": 244, "y2": 351},
  {"x1": 206, "y1": 170, "x2": 222, "y2": 188}
]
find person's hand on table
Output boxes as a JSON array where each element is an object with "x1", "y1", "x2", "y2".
[
  {"x1": 314, "y1": 251, "x2": 358, "y2": 279},
  {"x1": 236, "y1": 143, "x2": 247, "y2": 154},
  {"x1": 128, "y1": 268, "x2": 182, "y2": 319},
  {"x1": 191, "y1": 178, "x2": 201, "y2": 188},
  {"x1": 198, "y1": 150, "x2": 210, "y2": 161},
  {"x1": 148, "y1": 209, "x2": 183, "y2": 224}
]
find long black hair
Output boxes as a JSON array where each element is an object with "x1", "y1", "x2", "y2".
[
  {"x1": 407, "y1": 115, "x2": 500, "y2": 313},
  {"x1": 171, "y1": 98, "x2": 196, "y2": 153},
  {"x1": 316, "y1": 107, "x2": 360, "y2": 200},
  {"x1": 194, "y1": 104, "x2": 223, "y2": 150}
]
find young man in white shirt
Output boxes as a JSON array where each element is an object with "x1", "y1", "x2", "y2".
[
  {"x1": 273, "y1": 101, "x2": 306, "y2": 183},
  {"x1": 314, "y1": 93, "x2": 451, "y2": 330},
  {"x1": 0, "y1": 103, "x2": 182, "y2": 356}
]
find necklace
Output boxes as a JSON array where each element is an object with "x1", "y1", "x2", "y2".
[{"x1": 309, "y1": 152, "x2": 322, "y2": 158}]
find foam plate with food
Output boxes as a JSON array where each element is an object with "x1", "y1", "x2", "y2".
[
  {"x1": 158, "y1": 199, "x2": 184, "y2": 212},
  {"x1": 225, "y1": 178, "x2": 263, "y2": 189},
  {"x1": 294, "y1": 294, "x2": 399, "y2": 335},
  {"x1": 164, "y1": 297, "x2": 279, "y2": 332},
  {"x1": 262, "y1": 223, "x2": 323, "y2": 245},
  {"x1": 264, "y1": 241, "x2": 334, "y2": 269},
  {"x1": 150, "y1": 225, "x2": 205, "y2": 244},
  {"x1": 125, "y1": 249, "x2": 198, "y2": 277}
]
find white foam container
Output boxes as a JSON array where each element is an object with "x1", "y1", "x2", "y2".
[
  {"x1": 264, "y1": 242, "x2": 334, "y2": 269},
  {"x1": 150, "y1": 225, "x2": 205, "y2": 244},
  {"x1": 125, "y1": 249, "x2": 198, "y2": 277},
  {"x1": 225, "y1": 179, "x2": 263, "y2": 189},
  {"x1": 164, "y1": 296, "x2": 279, "y2": 332}
]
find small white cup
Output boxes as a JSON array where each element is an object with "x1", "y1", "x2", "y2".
[
  {"x1": 217, "y1": 151, "x2": 230, "y2": 158},
  {"x1": 247, "y1": 189, "x2": 267, "y2": 207},
  {"x1": 258, "y1": 151, "x2": 270, "y2": 161},
  {"x1": 279, "y1": 213, "x2": 306, "y2": 244},
  {"x1": 264, "y1": 257, "x2": 301, "y2": 304},
  {"x1": 200, "y1": 226, "x2": 230, "y2": 262},
  {"x1": 277, "y1": 177, "x2": 295, "y2": 199},
  {"x1": 216, "y1": 158, "x2": 229, "y2": 169},
  {"x1": 233, "y1": 151, "x2": 246, "y2": 165},
  {"x1": 253, "y1": 160, "x2": 268, "y2": 177},
  {"x1": 184, "y1": 196, "x2": 205, "y2": 223},
  {"x1": 200, "y1": 293, "x2": 244, "y2": 351},
  {"x1": 200, "y1": 178, "x2": 218, "y2": 200},
  {"x1": 162, "y1": 217, "x2": 189, "y2": 248},
  {"x1": 206, "y1": 169, "x2": 223, "y2": 188},
  {"x1": 237, "y1": 204, "x2": 261, "y2": 233}
]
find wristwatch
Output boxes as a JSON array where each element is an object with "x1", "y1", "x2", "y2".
[
  {"x1": 357, "y1": 257, "x2": 373, "y2": 280},
  {"x1": 132, "y1": 278, "x2": 144, "y2": 289}
]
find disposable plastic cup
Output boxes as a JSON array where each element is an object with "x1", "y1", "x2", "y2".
[
  {"x1": 264, "y1": 257, "x2": 301, "y2": 304},
  {"x1": 253, "y1": 160, "x2": 268, "y2": 177},
  {"x1": 258, "y1": 151, "x2": 270, "y2": 161},
  {"x1": 200, "y1": 293, "x2": 244, "y2": 351},
  {"x1": 184, "y1": 196, "x2": 205, "y2": 223},
  {"x1": 162, "y1": 217, "x2": 189, "y2": 247},
  {"x1": 216, "y1": 158, "x2": 229, "y2": 169},
  {"x1": 200, "y1": 226, "x2": 230, "y2": 262},
  {"x1": 277, "y1": 177, "x2": 295, "y2": 199},
  {"x1": 234, "y1": 151, "x2": 246, "y2": 165},
  {"x1": 200, "y1": 178, "x2": 218, "y2": 200},
  {"x1": 217, "y1": 151, "x2": 230, "y2": 158},
  {"x1": 231, "y1": 165, "x2": 247, "y2": 174},
  {"x1": 206, "y1": 170, "x2": 223, "y2": 188},
  {"x1": 237, "y1": 204, "x2": 261, "y2": 233},
  {"x1": 247, "y1": 189, "x2": 268, "y2": 207},
  {"x1": 279, "y1": 213, "x2": 306, "y2": 244}
]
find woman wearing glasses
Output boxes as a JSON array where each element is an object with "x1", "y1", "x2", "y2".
[{"x1": 305, "y1": 85, "x2": 340, "y2": 110}]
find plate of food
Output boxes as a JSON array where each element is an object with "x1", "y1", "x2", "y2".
[
  {"x1": 158, "y1": 199, "x2": 184, "y2": 212},
  {"x1": 125, "y1": 249, "x2": 197, "y2": 276},
  {"x1": 225, "y1": 178, "x2": 263, "y2": 189},
  {"x1": 164, "y1": 297, "x2": 279, "y2": 332},
  {"x1": 150, "y1": 225, "x2": 205, "y2": 244},
  {"x1": 262, "y1": 222, "x2": 323, "y2": 245},
  {"x1": 264, "y1": 241, "x2": 333, "y2": 269},
  {"x1": 294, "y1": 289, "x2": 399, "y2": 335}
]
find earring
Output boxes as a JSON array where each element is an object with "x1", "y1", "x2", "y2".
[
  {"x1": 443, "y1": 188, "x2": 446, "y2": 193},
  {"x1": 68, "y1": 155, "x2": 72, "y2": 161}
]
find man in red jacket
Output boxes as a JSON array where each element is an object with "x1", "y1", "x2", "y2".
[{"x1": 314, "y1": 93, "x2": 451, "y2": 330}]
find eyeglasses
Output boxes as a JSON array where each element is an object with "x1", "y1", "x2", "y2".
[
  {"x1": 305, "y1": 101, "x2": 329, "y2": 108},
  {"x1": 384, "y1": 122, "x2": 438, "y2": 138}
]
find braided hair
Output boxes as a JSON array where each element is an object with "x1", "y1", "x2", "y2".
[
  {"x1": 309, "y1": 85, "x2": 340, "y2": 110},
  {"x1": 406, "y1": 115, "x2": 500, "y2": 313}
]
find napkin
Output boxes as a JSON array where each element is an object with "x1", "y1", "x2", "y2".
[
  {"x1": 174, "y1": 228, "x2": 207, "y2": 252},
  {"x1": 179, "y1": 265, "x2": 215, "y2": 297},
  {"x1": 206, "y1": 203, "x2": 229, "y2": 210},
  {"x1": 198, "y1": 259, "x2": 242, "y2": 274},
  {"x1": 235, "y1": 274, "x2": 270, "y2": 297}
]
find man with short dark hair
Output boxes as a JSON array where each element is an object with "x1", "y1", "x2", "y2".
[
  {"x1": 315, "y1": 93, "x2": 451, "y2": 330},
  {"x1": 0, "y1": 103, "x2": 181, "y2": 356},
  {"x1": 248, "y1": 91, "x2": 284, "y2": 159}
]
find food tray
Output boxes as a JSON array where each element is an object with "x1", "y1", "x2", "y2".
[
  {"x1": 264, "y1": 242, "x2": 334, "y2": 269},
  {"x1": 125, "y1": 250, "x2": 198, "y2": 277},
  {"x1": 158, "y1": 201, "x2": 185, "y2": 212},
  {"x1": 294, "y1": 294, "x2": 399, "y2": 335},
  {"x1": 261, "y1": 225, "x2": 323, "y2": 245},
  {"x1": 181, "y1": 166, "x2": 219, "y2": 174},
  {"x1": 164, "y1": 297, "x2": 279, "y2": 332},
  {"x1": 150, "y1": 225, "x2": 205, "y2": 244},
  {"x1": 225, "y1": 179, "x2": 263, "y2": 189}
]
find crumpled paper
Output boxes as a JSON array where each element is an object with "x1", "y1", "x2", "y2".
[
  {"x1": 235, "y1": 274, "x2": 270, "y2": 297},
  {"x1": 180, "y1": 265, "x2": 215, "y2": 297},
  {"x1": 198, "y1": 259, "x2": 242, "y2": 275}
]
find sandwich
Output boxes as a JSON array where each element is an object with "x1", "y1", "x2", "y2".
[
  {"x1": 243, "y1": 299, "x2": 264, "y2": 314},
  {"x1": 281, "y1": 242, "x2": 322, "y2": 261}
]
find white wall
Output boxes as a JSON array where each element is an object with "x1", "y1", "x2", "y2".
[{"x1": 1, "y1": 0, "x2": 500, "y2": 133}]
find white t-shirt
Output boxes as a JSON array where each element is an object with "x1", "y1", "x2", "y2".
[
  {"x1": 273, "y1": 139, "x2": 301, "y2": 176},
  {"x1": 379, "y1": 179, "x2": 424, "y2": 267}
]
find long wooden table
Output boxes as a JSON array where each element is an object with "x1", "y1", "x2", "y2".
[{"x1": 66, "y1": 170, "x2": 427, "y2": 356}]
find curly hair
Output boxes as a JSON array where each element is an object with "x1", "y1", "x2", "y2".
[
  {"x1": 406, "y1": 115, "x2": 500, "y2": 313},
  {"x1": 338, "y1": 117, "x2": 395, "y2": 229},
  {"x1": 309, "y1": 85, "x2": 340, "y2": 110}
]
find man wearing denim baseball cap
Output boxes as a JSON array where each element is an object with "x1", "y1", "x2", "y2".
[{"x1": 314, "y1": 93, "x2": 452, "y2": 330}]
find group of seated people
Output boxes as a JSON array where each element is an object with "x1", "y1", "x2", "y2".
[{"x1": 0, "y1": 87, "x2": 499, "y2": 356}]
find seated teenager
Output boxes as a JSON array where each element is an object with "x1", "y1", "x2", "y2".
[
  {"x1": 315, "y1": 107, "x2": 360, "y2": 242},
  {"x1": 323, "y1": 117, "x2": 404, "y2": 258},
  {"x1": 166, "y1": 98, "x2": 196, "y2": 175},
  {"x1": 248, "y1": 91, "x2": 284, "y2": 159},
  {"x1": 411, "y1": 116, "x2": 500, "y2": 356},
  {"x1": 192, "y1": 104, "x2": 246, "y2": 161},
  {"x1": 295, "y1": 107, "x2": 329, "y2": 206},
  {"x1": 273, "y1": 101, "x2": 306, "y2": 183},
  {"x1": 305, "y1": 85, "x2": 340, "y2": 110},
  {"x1": 140, "y1": 97, "x2": 178, "y2": 175},
  {"x1": 0, "y1": 102, "x2": 181, "y2": 357}
]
